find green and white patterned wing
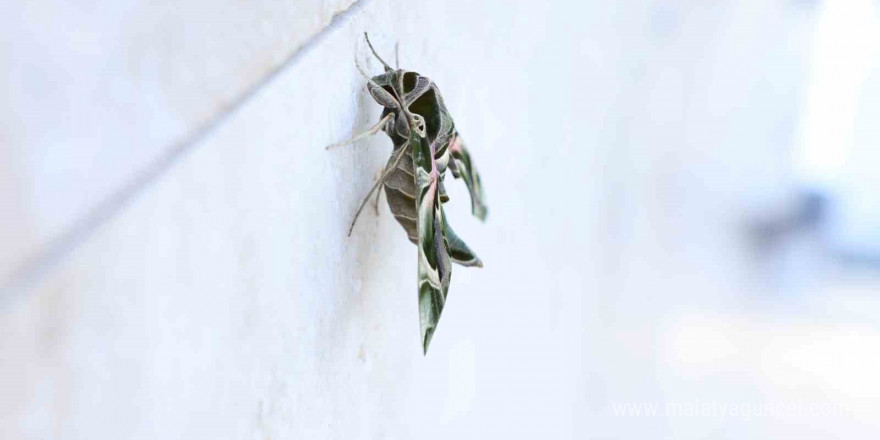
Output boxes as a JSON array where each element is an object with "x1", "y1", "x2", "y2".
[
  {"x1": 448, "y1": 132, "x2": 488, "y2": 221},
  {"x1": 412, "y1": 123, "x2": 453, "y2": 354}
]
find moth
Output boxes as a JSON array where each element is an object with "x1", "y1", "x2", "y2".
[{"x1": 328, "y1": 34, "x2": 487, "y2": 354}]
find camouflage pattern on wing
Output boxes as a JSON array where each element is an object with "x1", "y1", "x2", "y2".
[
  {"x1": 411, "y1": 129, "x2": 453, "y2": 353},
  {"x1": 448, "y1": 132, "x2": 488, "y2": 221}
]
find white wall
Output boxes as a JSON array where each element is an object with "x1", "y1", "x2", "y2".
[
  {"x1": 0, "y1": 0, "x2": 355, "y2": 288},
  {"x1": 3, "y1": 0, "x2": 880, "y2": 438}
]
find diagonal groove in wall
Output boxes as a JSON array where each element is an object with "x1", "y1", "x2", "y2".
[{"x1": 0, "y1": 0, "x2": 368, "y2": 305}]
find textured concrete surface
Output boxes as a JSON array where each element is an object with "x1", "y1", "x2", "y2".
[{"x1": 3, "y1": 0, "x2": 880, "y2": 438}]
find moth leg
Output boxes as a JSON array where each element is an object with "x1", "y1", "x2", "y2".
[
  {"x1": 347, "y1": 141, "x2": 410, "y2": 236},
  {"x1": 372, "y1": 190, "x2": 382, "y2": 214},
  {"x1": 326, "y1": 113, "x2": 393, "y2": 150},
  {"x1": 372, "y1": 169, "x2": 383, "y2": 214}
]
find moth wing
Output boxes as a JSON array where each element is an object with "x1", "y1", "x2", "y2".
[
  {"x1": 445, "y1": 222, "x2": 482, "y2": 268},
  {"x1": 448, "y1": 133, "x2": 488, "y2": 221},
  {"x1": 412, "y1": 136, "x2": 453, "y2": 354},
  {"x1": 414, "y1": 191, "x2": 481, "y2": 354}
]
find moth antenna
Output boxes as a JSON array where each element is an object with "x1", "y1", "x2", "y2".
[
  {"x1": 394, "y1": 42, "x2": 400, "y2": 69},
  {"x1": 350, "y1": 36, "x2": 372, "y2": 82},
  {"x1": 354, "y1": 53, "x2": 372, "y2": 82},
  {"x1": 364, "y1": 32, "x2": 393, "y2": 72}
]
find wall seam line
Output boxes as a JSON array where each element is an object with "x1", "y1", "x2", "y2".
[{"x1": 0, "y1": 0, "x2": 368, "y2": 305}]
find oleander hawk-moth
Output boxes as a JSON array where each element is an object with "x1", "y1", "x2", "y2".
[{"x1": 327, "y1": 34, "x2": 487, "y2": 354}]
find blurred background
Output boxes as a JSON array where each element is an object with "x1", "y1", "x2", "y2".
[{"x1": 2, "y1": 0, "x2": 880, "y2": 438}]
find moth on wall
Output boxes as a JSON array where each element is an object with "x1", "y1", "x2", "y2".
[{"x1": 328, "y1": 34, "x2": 487, "y2": 354}]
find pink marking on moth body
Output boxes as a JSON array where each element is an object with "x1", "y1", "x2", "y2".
[{"x1": 449, "y1": 133, "x2": 463, "y2": 154}]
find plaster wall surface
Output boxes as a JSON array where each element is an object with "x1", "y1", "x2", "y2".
[
  {"x1": 3, "y1": 0, "x2": 880, "y2": 438},
  {"x1": 0, "y1": 0, "x2": 356, "y2": 286}
]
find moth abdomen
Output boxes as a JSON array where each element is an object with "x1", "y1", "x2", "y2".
[{"x1": 381, "y1": 143, "x2": 419, "y2": 242}]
